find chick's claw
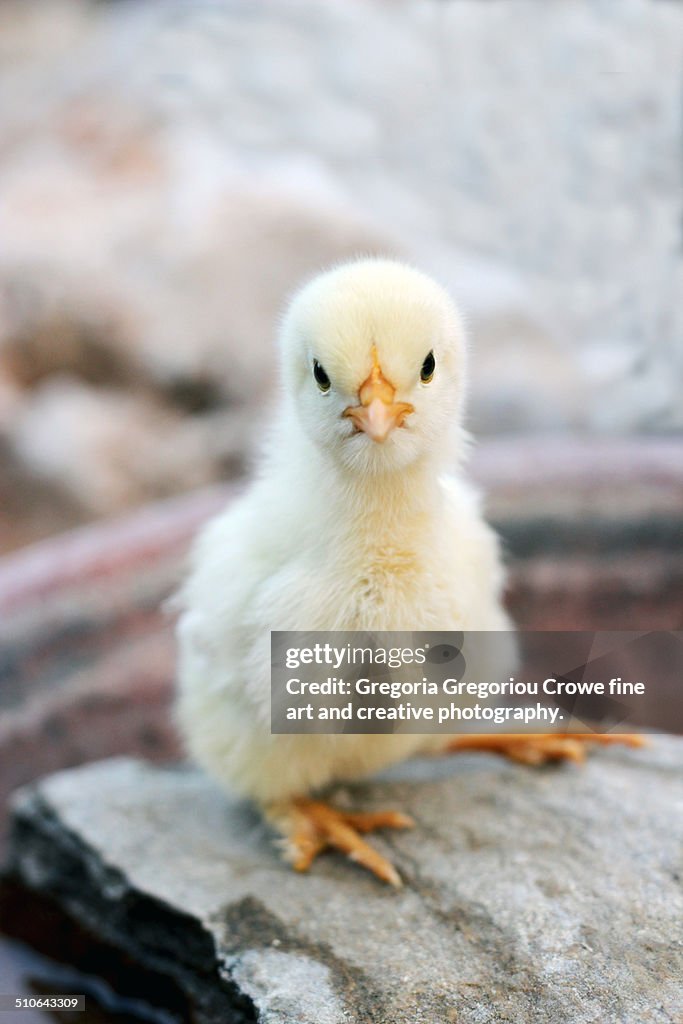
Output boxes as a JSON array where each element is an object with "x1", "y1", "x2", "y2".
[
  {"x1": 446, "y1": 732, "x2": 646, "y2": 766},
  {"x1": 271, "y1": 798, "x2": 414, "y2": 887}
]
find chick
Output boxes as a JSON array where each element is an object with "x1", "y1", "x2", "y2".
[{"x1": 176, "y1": 259, "x2": 639, "y2": 886}]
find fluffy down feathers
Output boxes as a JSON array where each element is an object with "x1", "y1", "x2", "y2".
[{"x1": 176, "y1": 258, "x2": 510, "y2": 806}]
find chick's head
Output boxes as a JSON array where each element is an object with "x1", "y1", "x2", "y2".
[{"x1": 279, "y1": 259, "x2": 467, "y2": 474}]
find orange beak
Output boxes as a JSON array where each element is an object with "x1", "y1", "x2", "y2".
[{"x1": 343, "y1": 348, "x2": 414, "y2": 443}]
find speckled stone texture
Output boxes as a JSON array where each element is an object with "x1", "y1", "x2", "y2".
[{"x1": 6, "y1": 742, "x2": 683, "y2": 1023}]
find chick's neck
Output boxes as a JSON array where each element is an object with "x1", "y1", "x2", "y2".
[{"x1": 278, "y1": 430, "x2": 447, "y2": 554}]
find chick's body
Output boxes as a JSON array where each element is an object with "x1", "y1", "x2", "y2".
[
  {"x1": 177, "y1": 259, "x2": 510, "y2": 883},
  {"x1": 178, "y1": 452, "x2": 507, "y2": 804}
]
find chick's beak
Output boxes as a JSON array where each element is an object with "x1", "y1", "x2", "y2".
[{"x1": 343, "y1": 350, "x2": 414, "y2": 443}]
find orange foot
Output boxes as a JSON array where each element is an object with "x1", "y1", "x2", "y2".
[
  {"x1": 446, "y1": 732, "x2": 646, "y2": 766},
  {"x1": 268, "y1": 799, "x2": 414, "y2": 887}
]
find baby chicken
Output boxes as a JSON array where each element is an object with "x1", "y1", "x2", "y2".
[{"x1": 176, "y1": 259, "x2": 638, "y2": 886}]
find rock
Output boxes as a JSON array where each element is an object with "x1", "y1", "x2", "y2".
[
  {"x1": 0, "y1": 484, "x2": 230, "y2": 846},
  {"x1": 6, "y1": 744, "x2": 683, "y2": 1024},
  {"x1": 11, "y1": 379, "x2": 223, "y2": 514}
]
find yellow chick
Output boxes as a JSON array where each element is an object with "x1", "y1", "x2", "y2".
[{"x1": 176, "y1": 259, "x2": 638, "y2": 886}]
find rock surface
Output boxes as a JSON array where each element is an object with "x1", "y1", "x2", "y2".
[{"x1": 6, "y1": 743, "x2": 683, "y2": 1023}]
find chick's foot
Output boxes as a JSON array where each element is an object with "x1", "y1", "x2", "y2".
[
  {"x1": 268, "y1": 798, "x2": 414, "y2": 887},
  {"x1": 445, "y1": 732, "x2": 645, "y2": 765}
]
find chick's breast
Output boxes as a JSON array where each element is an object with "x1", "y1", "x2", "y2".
[
  {"x1": 176, "y1": 471, "x2": 509, "y2": 806},
  {"x1": 177, "y1": 512, "x2": 416, "y2": 804}
]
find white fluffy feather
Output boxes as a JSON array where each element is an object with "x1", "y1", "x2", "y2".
[{"x1": 176, "y1": 259, "x2": 510, "y2": 806}]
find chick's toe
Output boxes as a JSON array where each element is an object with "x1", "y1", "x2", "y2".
[
  {"x1": 446, "y1": 732, "x2": 646, "y2": 765},
  {"x1": 267, "y1": 798, "x2": 414, "y2": 887}
]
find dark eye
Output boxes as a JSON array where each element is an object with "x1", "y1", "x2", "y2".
[
  {"x1": 420, "y1": 350, "x2": 435, "y2": 383},
  {"x1": 313, "y1": 360, "x2": 331, "y2": 392}
]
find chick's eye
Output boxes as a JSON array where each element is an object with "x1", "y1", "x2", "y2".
[
  {"x1": 313, "y1": 360, "x2": 331, "y2": 392},
  {"x1": 420, "y1": 350, "x2": 435, "y2": 383}
]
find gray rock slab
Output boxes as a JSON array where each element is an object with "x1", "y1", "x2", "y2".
[{"x1": 6, "y1": 741, "x2": 683, "y2": 1024}]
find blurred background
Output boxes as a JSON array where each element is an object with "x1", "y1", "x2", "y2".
[
  {"x1": 0, "y1": 0, "x2": 681, "y2": 549},
  {"x1": 0, "y1": 2, "x2": 681, "y2": 1014}
]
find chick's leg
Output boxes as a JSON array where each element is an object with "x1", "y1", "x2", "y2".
[
  {"x1": 445, "y1": 732, "x2": 645, "y2": 765},
  {"x1": 266, "y1": 799, "x2": 414, "y2": 887}
]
